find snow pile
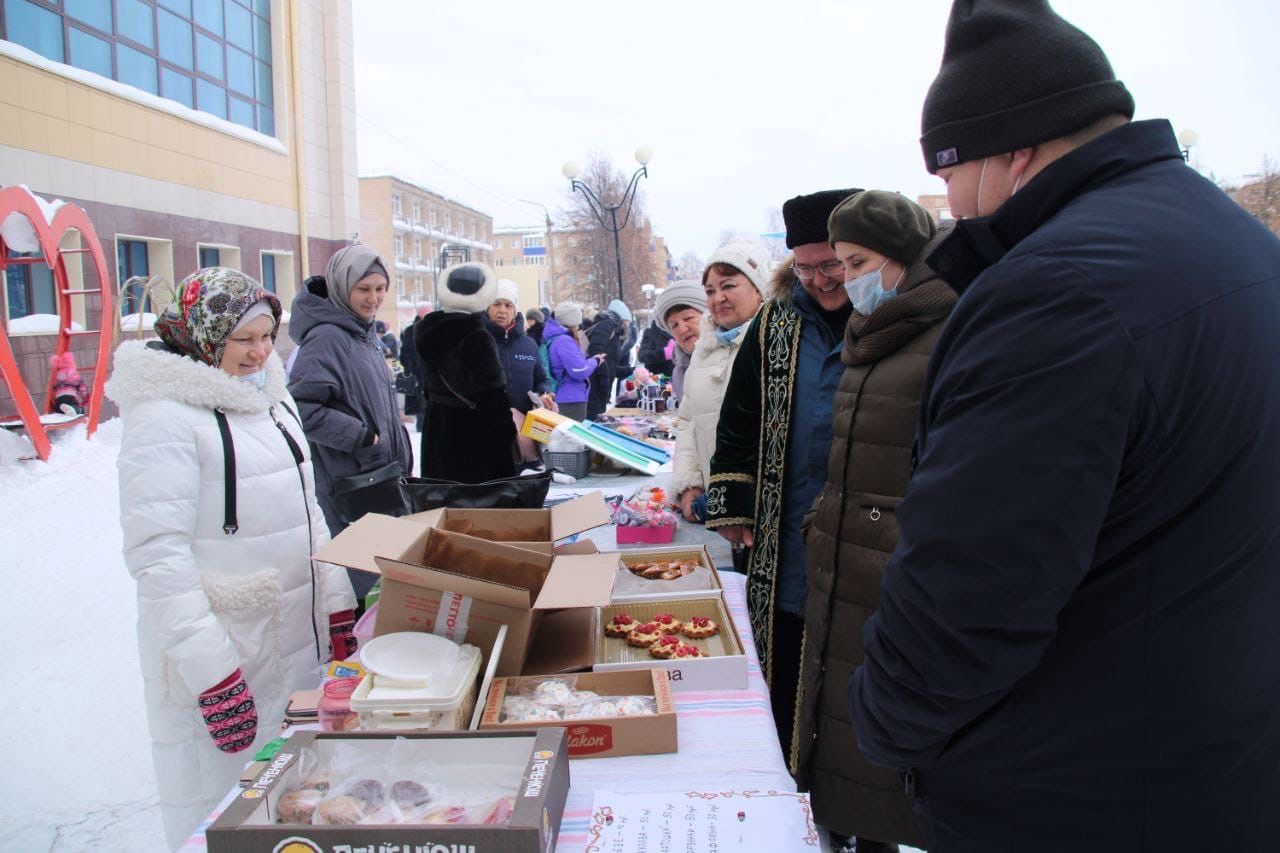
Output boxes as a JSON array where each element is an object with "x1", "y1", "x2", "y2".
[
  {"x1": 119, "y1": 312, "x2": 157, "y2": 332},
  {"x1": 0, "y1": 184, "x2": 65, "y2": 253},
  {"x1": 0, "y1": 426, "x2": 34, "y2": 463},
  {"x1": 0, "y1": 419, "x2": 166, "y2": 851},
  {"x1": 7, "y1": 314, "x2": 84, "y2": 335}
]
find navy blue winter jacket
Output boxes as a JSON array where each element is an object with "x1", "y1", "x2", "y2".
[
  {"x1": 484, "y1": 314, "x2": 551, "y2": 413},
  {"x1": 850, "y1": 120, "x2": 1280, "y2": 850}
]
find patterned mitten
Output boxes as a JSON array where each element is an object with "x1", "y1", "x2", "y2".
[
  {"x1": 329, "y1": 609, "x2": 357, "y2": 661},
  {"x1": 198, "y1": 670, "x2": 257, "y2": 753}
]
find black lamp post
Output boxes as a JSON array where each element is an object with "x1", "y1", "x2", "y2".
[{"x1": 562, "y1": 147, "x2": 652, "y2": 304}]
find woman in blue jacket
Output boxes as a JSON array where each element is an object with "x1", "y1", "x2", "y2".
[{"x1": 485, "y1": 280, "x2": 554, "y2": 467}]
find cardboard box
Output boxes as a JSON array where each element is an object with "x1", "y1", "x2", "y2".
[
  {"x1": 406, "y1": 492, "x2": 610, "y2": 551},
  {"x1": 479, "y1": 669, "x2": 677, "y2": 759},
  {"x1": 594, "y1": 597, "x2": 748, "y2": 691},
  {"x1": 315, "y1": 521, "x2": 618, "y2": 676},
  {"x1": 207, "y1": 728, "x2": 569, "y2": 853},
  {"x1": 610, "y1": 546, "x2": 724, "y2": 602}
]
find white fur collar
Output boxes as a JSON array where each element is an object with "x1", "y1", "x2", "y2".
[{"x1": 106, "y1": 340, "x2": 290, "y2": 414}]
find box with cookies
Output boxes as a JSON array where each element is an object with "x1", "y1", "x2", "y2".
[
  {"x1": 609, "y1": 545, "x2": 725, "y2": 603},
  {"x1": 592, "y1": 597, "x2": 747, "y2": 691},
  {"x1": 478, "y1": 669, "x2": 677, "y2": 759}
]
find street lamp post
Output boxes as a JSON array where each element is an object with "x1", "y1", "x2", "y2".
[
  {"x1": 640, "y1": 282, "x2": 656, "y2": 328},
  {"x1": 519, "y1": 198, "x2": 556, "y2": 306},
  {"x1": 562, "y1": 147, "x2": 652, "y2": 304},
  {"x1": 1178, "y1": 128, "x2": 1198, "y2": 163}
]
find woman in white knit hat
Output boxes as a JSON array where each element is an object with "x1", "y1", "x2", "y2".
[{"x1": 671, "y1": 239, "x2": 769, "y2": 523}]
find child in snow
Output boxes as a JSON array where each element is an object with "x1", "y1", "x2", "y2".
[{"x1": 49, "y1": 351, "x2": 87, "y2": 415}]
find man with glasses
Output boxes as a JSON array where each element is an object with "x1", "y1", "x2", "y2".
[{"x1": 707, "y1": 188, "x2": 861, "y2": 779}]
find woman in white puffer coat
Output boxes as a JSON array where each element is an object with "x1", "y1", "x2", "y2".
[
  {"x1": 671, "y1": 240, "x2": 769, "y2": 523},
  {"x1": 107, "y1": 268, "x2": 356, "y2": 848}
]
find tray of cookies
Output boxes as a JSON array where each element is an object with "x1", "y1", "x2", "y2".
[
  {"x1": 609, "y1": 546, "x2": 724, "y2": 602},
  {"x1": 592, "y1": 597, "x2": 747, "y2": 691}
]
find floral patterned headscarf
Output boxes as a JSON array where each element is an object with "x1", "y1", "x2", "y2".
[{"x1": 155, "y1": 267, "x2": 282, "y2": 366}]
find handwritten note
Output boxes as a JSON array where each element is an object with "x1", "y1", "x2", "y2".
[{"x1": 584, "y1": 789, "x2": 819, "y2": 852}]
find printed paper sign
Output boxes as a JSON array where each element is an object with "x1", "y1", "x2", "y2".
[{"x1": 584, "y1": 789, "x2": 819, "y2": 852}]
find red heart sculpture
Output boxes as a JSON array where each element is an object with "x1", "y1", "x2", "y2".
[{"x1": 0, "y1": 185, "x2": 114, "y2": 461}]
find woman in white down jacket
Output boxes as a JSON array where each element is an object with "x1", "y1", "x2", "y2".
[
  {"x1": 107, "y1": 268, "x2": 356, "y2": 847},
  {"x1": 672, "y1": 240, "x2": 769, "y2": 523}
]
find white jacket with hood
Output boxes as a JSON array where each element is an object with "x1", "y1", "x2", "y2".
[
  {"x1": 671, "y1": 314, "x2": 752, "y2": 499},
  {"x1": 107, "y1": 340, "x2": 355, "y2": 846}
]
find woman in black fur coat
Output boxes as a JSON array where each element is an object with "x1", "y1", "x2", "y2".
[{"x1": 414, "y1": 263, "x2": 517, "y2": 483}]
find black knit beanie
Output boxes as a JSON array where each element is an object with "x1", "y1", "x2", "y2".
[
  {"x1": 920, "y1": 0, "x2": 1134, "y2": 174},
  {"x1": 827, "y1": 191, "x2": 937, "y2": 266},
  {"x1": 782, "y1": 188, "x2": 861, "y2": 248}
]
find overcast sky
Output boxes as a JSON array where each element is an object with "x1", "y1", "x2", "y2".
[{"x1": 353, "y1": 0, "x2": 1280, "y2": 258}]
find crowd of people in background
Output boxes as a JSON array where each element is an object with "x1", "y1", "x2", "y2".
[{"x1": 106, "y1": 1, "x2": 1280, "y2": 850}]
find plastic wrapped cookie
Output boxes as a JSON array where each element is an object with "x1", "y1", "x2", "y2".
[
  {"x1": 532, "y1": 678, "x2": 574, "y2": 706},
  {"x1": 614, "y1": 695, "x2": 657, "y2": 716}
]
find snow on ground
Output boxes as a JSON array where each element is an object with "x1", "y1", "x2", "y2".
[{"x1": 0, "y1": 419, "x2": 167, "y2": 851}]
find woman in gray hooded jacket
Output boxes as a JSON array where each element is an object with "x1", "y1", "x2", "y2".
[{"x1": 287, "y1": 245, "x2": 413, "y2": 599}]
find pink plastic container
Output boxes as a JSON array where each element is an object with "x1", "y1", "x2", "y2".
[
  {"x1": 616, "y1": 524, "x2": 677, "y2": 544},
  {"x1": 353, "y1": 602, "x2": 378, "y2": 646}
]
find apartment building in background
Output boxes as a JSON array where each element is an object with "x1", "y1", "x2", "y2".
[
  {"x1": 358, "y1": 174, "x2": 492, "y2": 329},
  {"x1": 0, "y1": 0, "x2": 360, "y2": 417},
  {"x1": 916, "y1": 193, "x2": 952, "y2": 222},
  {"x1": 491, "y1": 225, "x2": 552, "y2": 312}
]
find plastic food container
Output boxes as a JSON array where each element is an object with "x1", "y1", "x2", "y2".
[
  {"x1": 318, "y1": 678, "x2": 361, "y2": 732},
  {"x1": 350, "y1": 642, "x2": 483, "y2": 731}
]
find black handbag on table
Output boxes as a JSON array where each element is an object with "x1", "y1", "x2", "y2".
[{"x1": 400, "y1": 470, "x2": 552, "y2": 512}]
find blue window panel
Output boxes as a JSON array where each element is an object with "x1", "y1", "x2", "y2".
[
  {"x1": 253, "y1": 14, "x2": 270, "y2": 62},
  {"x1": 115, "y1": 0, "x2": 155, "y2": 48},
  {"x1": 255, "y1": 58, "x2": 272, "y2": 105},
  {"x1": 253, "y1": 0, "x2": 268, "y2": 18},
  {"x1": 5, "y1": 252, "x2": 54, "y2": 318},
  {"x1": 224, "y1": 0, "x2": 251, "y2": 51},
  {"x1": 198, "y1": 246, "x2": 220, "y2": 267},
  {"x1": 157, "y1": 9, "x2": 194, "y2": 69},
  {"x1": 117, "y1": 240, "x2": 150, "y2": 315},
  {"x1": 256, "y1": 103, "x2": 274, "y2": 136},
  {"x1": 116, "y1": 43, "x2": 158, "y2": 94},
  {"x1": 261, "y1": 254, "x2": 276, "y2": 293},
  {"x1": 195, "y1": 31, "x2": 223, "y2": 79},
  {"x1": 523, "y1": 246, "x2": 547, "y2": 257},
  {"x1": 195, "y1": 77, "x2": 226, "y2": 119},
  {"x1": 160, "y1": 66, "x2": 193, "y2": 108},
  {"x1": 228, "y1": 94, "x2": 253, "y2": 129},
  {"x1": 193, "y1": 0, "x2": 222, "y2": 35},
  {"x1": 66, "y1": 0, "x2": 113, "y2": 33},
  {"x1": 68, "y1": 27, "x2": 113, "y2": 78},
  {"x1": 226, "y1": 44, "x2": 252, "y2": 95},
  {"x1": 158, "y1": 0, "x2": 192, "y2": 17},
  {"x1": 4, "y1": 0, "x2": 64, "y2": 62}
]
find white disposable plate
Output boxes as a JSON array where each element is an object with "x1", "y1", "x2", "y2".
[{"x1": 359, "y1": 631, "x2": 461, "y2": 682}]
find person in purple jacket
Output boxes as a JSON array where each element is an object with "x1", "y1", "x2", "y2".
[{"x1": 544, "y1": 301, "x2": 604, "y2": 422}]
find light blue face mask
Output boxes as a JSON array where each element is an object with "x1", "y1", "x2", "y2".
[
  {"x1": 235, "y1": 369, "x2": 267, "y2": 391},
  {"x1": 845, "y1": 261, "x2": 903, "y2": 317}
]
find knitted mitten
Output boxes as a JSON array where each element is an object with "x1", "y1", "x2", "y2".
[{"x1": 198, "y1": 669, "x2": 257, "y2": 753}]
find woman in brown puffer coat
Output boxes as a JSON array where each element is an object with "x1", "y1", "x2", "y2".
[{"x1": 797, "y1": 191, "x2": 956, "y2": 851}]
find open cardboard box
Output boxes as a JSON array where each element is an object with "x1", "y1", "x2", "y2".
[
  {"x1": 208, "y1": 728, "x2": 569, "y2": 853},
  {"x1": 406, "y1": 492, "x2": 610, "y2": 552},
  {"x1": 315, "y1": 521, "x2": 618, "y2": 676},
  {"x1": 594, "y1": 596, "x2": 748, "y2": 691},
  {"x1": 610, "y1": 545, "x2": 724, "y2": 602},
  {"x1": 479, "y1": 669, "x2": 677, "y2": 759}
]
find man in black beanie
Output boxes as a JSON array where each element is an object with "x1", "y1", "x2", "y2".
[
  {"x1": 706, "y1": 187, "x2": 866, "y2": 802},
  {"x1": 849, "y1": 1, "x2": 1280, "y2": 850}
]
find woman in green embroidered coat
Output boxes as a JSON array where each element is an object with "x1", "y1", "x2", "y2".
[
  {"x1": 796, "y1": 191, "x2": 956, "y2": 851},
  {"x1": 706, "y1": 188, "x2": 860, "y2": 770}
]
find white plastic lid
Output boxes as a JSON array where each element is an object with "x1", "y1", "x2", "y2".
[{"x1": 359, "y1": 631, "x2": 462, "y2": 682}]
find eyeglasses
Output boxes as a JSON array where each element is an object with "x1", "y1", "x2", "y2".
[{"x1": 791, "y1": 260, "x2": 845, "y2": 281}]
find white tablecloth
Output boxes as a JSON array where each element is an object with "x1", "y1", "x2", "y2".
[{"x1": 179, "y1": 572, "x2": 792, "y2": 852}]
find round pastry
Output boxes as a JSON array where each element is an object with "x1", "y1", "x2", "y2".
[
  {"x1": 681, "y1": 615, "x2": 719, "y2": 639},
  {"x1": 345, "y1": 779, "x2": 385, "y2": 807},
  {"x1": 603, "y1": 613, "x2": 640, "y2": 638},
  {"x1": 670, "y1": 643, "x2": 703, "y2": 660},
  {"x1": 278, "y1": 788, "x2": 323, "y2": 824},
  {"x1": 510, "y1": 704, "x2": 562, "y2": 723},
  {"x1": 651, "y1": 613, "x2": 682, "y2": 635},
  {"x1": 626, "y1": 622, "x2": 664, "y2": 646},
  {"x1": 615, "y1": 695, "x2": 657, "y2": 716},
  {"x1": 299, "y1": 770, "x2": 332, "y2": 792},
  {"x1": 391, "y1": 780, "x2": 435, "y2": 808},
  {"x1": 315, "y1": 794, "x2": 367, "y2": 825},
  {"x1": 648, "y1": 634, "x2": 682, "y2": 659},
  {"x1": 533, "y1": 679, "x2": 573, "y2": 705}
]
